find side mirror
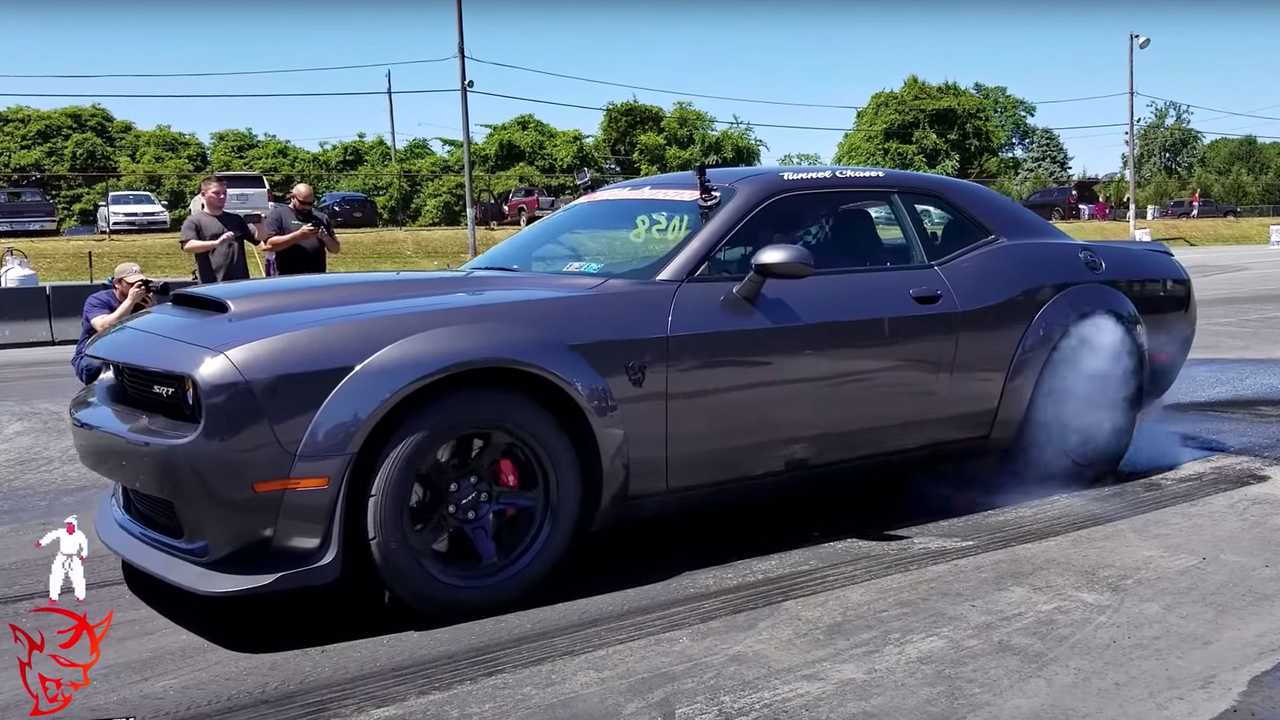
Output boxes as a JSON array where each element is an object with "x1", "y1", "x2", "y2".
[
  {"x1": 733, "y1": 244, "x2": 814, "y2": 302},
  {"x1": 160, "y1": 201, "x2": 168, "y2": 208},
  {"x1": 97, "y1": 202, "x2": 106, "y2": 208}
]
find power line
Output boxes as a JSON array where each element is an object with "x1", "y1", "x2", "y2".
[
  {"x1": 469, "y1": 89, "x2": 1129, "y2": 133},
  {"x1": 1138, "y1": 93, "x2": 1280, "y2": 122},
  {"x1": 0, "y1": 56, "x2": 457, "y2": 79},
  {"x1": 0, "y1": 88, "x2": 456, "y2": 99},
  {"x1": 467, "y1": 54, "x2": 1126, "y2": 111}
]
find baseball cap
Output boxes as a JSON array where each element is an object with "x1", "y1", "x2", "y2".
[{"x1": 112, "y1": 262, "x2": 146, "y2": 283}]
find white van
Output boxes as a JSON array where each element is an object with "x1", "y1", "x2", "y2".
[{"x1": 189, "y1": 172, "x2": 272, "y2": 220}]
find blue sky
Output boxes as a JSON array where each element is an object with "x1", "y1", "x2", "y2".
[{"x1": 6, "y1": 0, "x2": 1280, "y2": 177}]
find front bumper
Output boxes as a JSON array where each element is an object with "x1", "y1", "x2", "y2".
[
  {"x1": 70, "y1": 327, "x2": 354, "y2": 595},
  {"x1": 0, "y1": 219, "x2": 56, "y2": 232},
  {"x1": 106, "y1": 217, "x2": 170, "y2": 230}
]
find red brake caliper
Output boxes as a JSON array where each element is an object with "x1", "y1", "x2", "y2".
[{"x1": 496, "y1": 458, "x2": 519, "y2": 517}]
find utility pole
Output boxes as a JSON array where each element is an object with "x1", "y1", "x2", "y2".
[
  {"x1": 386, "y1": 69, "x2": 398, "y2": 167},
  {"x1": 456, "y1": 0, "x2": 477, "y2": 257},
  {"x1": 1128, "y1": 32, "x2": 1150, "y2": 239},
  {"x1": 387, "y1": 69, "x2": 400, "y2": 228}
]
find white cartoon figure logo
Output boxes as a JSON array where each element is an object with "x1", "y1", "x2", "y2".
[{"x1": 35, "y1": 515, "x2": 88, "y2": 604}]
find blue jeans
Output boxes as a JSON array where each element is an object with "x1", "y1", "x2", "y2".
[{"x1": 72, "y1": 355, "x2": 103, "y2": 385}]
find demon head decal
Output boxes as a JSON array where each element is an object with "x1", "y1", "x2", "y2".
[{"x1": 10, "y1": 606, "x2": 113, "y2": 717}]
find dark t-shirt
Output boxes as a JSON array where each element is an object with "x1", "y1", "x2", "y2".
[
  {"x1": 264, "y1": 205, "x2": 332, "y2": 275},
  {"x1": 71, "y1": 288, "x2": 120, "y2": 368},
  {"x1": 179, "y1": 210, "x2": 258, "y2": 283}
]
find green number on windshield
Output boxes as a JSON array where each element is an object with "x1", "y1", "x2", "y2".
[{"x1": 632, "y1": 212, "x2": 691, "y2": 243}]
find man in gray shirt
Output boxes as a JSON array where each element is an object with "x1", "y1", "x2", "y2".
[{"x1": 180, "y1": 176, "x2": 262, "y2": 283}]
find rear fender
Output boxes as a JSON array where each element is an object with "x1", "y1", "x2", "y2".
[
  {"x1": 295, "y1": 322, "x2": 628, "y2": 527},
  {"x1": 989, "y1": 284, "x2": 1147, "y2": 446}
]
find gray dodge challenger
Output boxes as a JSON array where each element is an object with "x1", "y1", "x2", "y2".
[{"x1": 70, "y1": 166, "x2": 1196, "y2": 614}]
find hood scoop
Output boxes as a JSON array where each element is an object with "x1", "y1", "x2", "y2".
[{"x1": 169, "y1": 290, "x2": 230, "y2": 314}]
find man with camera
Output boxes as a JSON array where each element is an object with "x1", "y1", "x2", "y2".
[
  {"x1": 260, "y1": 183, "x2": 340, "y2": 275},
  {"x1": 180, "y1": 175, "x2": 262, "y2": 283},
  {"x1": 71, "y1": 261, "x2": 156, "y2": 385}
]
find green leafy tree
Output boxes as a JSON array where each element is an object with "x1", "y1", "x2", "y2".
[
  {"x1": 630, "y1": 102, "x2": 765, "y2": 175},
  {"x1": 595, "y1": 99, "x2": 665, "y2": 177},
  {"x1": 777, "y1": 152, "x2": 824, "y2": 166},
  {"x1": 832, "y1": 75, "x2": 1001, "y2": 178},
  {"x1": 1125, "y1": 100, "x2": 1203, "y2": 183}
]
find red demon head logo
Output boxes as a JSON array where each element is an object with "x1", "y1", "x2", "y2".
[{"x1": 9, "y1": 606, "x2": 113, "y2": 717}]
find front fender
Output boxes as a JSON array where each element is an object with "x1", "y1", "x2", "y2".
[
  {"x1": 295, "y1": 322, "x2": 628, "y2": 525},
  {"x1": 989, "y1": 283, "x2": 1147, "y2": 446}
]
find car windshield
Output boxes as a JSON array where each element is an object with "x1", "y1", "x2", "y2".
[
  {"x1": 460, "y1": 186, "x2": 733, "y2": 278},
  {"x1": 1, "y1": 190, "x2": 47, "y2": 203},
  {"x1": 110, "y1": 193, "x2": 158, "y2": 205}
]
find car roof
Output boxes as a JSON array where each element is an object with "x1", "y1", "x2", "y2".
[
  {"x1": 0, "y1": 187, "x2": 45, "y2": 192},
  {"x1": 108, "y1": 190, "x2": 156, "y2": 195},
  {"x1": 605, "y1": 165, "x2": 1072, "y2": 243},
  {"x1": 214, "y1": 171, "x2": 265, "y2": 176},
  {"x1": 322, "y1": 191, "x2": 369, "y2": 198}
]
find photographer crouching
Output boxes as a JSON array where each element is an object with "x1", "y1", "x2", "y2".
[{"x1": 70, "y1": 261, "x2": 166, "y2": 385}]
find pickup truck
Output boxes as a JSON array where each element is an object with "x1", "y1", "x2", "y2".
[
  {"x1": 502, "y1": 186, "x2": 564, "y2": 227},
  {"x1": 0, "y1": 187, "x2": 59, "y2": 236}
]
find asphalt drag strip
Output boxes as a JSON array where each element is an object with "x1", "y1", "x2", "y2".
[{"x1": 164, "y1": 453, "x2": 1278, "y2": 720}]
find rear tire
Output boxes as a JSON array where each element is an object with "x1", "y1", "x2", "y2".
[
  {"x1": 1050, "y1": 207, "x2": 1065, "y2": 221},
  {"x1": 518, "y1": 208, "x2": 528, "y2": 227},
  {"x1": 364, "y1": 388, "x2": 583, "y2": 615},
  {"x1": 1009, "y1": 314, "x2": 1142, "y2": 487},
  {"x1": 1224, "y1": 211, "x2": 1237, "y2": 219}
]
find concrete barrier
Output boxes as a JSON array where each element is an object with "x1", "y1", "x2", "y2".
[
  {"x1": 0, "y1": 286, "x2": 53, "y2": 347},
  {"x1": 48, "y1": 281, "x2": 106, "y2": 344},
  {"x1": 1, "y1": 278, "x2": 201, "y2": 349}
]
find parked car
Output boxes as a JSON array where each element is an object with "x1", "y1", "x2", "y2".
[
  {"x1": 1164, "y1": 197, "x2": 1238, "y2": 219},
  {"x1": 71, "y1": 165, "x2": 1196, "y2": 616},
  {"x1": 97, "y1": 191, "x2": 171, "y2": 233},
  {"x1": 0, "y1": 187, "x2": 58, "y2": 236},
  {"x1": 1021, "y1": 181, "x2": 1100, "y2": 221},
  {"x1": 502, "y1": 186, "x2": 564, "y2": 226},
  {"x1": 317, "y1": 191, "x2": 379, "y2": 228},
  {"x1": 189, "y1": 172, "x2": 271, "y2": 221}
]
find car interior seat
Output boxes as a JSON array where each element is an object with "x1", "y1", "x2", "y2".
[
  {"x1": 935, "y1": 217, "x2": 982, "y2": 259},
  {"x1": 816, "y1": 208, "x2": 884, "y2": 268}
]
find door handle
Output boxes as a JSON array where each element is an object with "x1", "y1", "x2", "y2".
[{"x1": 909, "y1": 287, "x2": 943, "y2": 305}]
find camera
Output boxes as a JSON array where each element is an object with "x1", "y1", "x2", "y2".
[{"x1": 139, "y1": 278, "x2": 171, "y2": 295}]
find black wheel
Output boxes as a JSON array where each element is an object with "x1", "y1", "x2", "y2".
[
  {"x1": 1050, "y1": 207, "x2": 1065, "y2": 221},
  {"x1": 1224, "y1": 211, "x2": 1237, "y2": 220},
  {"x1": 518, "y1": 208, "x2": 528, "y2": 227},
  {"x1": 1009, "y1": 313, "x2": 1142, "y2": 487},
  {"x1": 364, "y1": 388, "x2": 582, "y2": 614}
]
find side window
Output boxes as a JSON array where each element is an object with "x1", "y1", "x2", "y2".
[
  {"x1": 698, "y1": 191, "x2": 925, "y2": 277},
  {"x1": 899, "y1": 193, "x2": 991, "y2": 263}
]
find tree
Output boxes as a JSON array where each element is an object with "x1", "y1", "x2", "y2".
[
  {"x1": 832, "y1": 75, "x2": 1002, "y2": 178},
  {"x1": 1016, "y1": 127, "x2": 1072, "y2": 183},
  {"x1": 595, "y1": 99, "x2": 665, "y2": 177},
  {"x1": 777, "y1": 152, "x2": 824, "y2": 166},
  {"x1": 1125, "y1": 100, "x2": 1203, "y2": 183},
  {"x1": 972, "y1": 83, "x2": 1037, "y2": 157},
  {"x1": 630, "y1": 102, "x2": 765, "y2": 175}
]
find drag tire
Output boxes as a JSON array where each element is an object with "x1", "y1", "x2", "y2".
[
  {"x1": 364, "y1": 388, "x2": 582, "y2": 615},
  {"x1": 1009, "y1": 314, "x2": 1143, "y2": 487}
]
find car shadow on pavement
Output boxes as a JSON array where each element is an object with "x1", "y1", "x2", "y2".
[{"x1": 122, "y1": 417, "x2": 1225, "y2": 654}]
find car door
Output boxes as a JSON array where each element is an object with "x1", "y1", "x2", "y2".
[{"x1": 665, "y1": 189, "x2": 960, "y2": 490}]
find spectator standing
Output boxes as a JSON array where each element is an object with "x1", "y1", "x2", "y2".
[
  {"x1": 1191, "y1": 188, "x2": 1201, "y2": 218},
  {"x1": 70, "y1": 261, "x2": 153, "y2": 384},
  {"x1": 261, "y1": 183, "x2": 340, "y2": 275},
  {"x1": 180, "y1": 176, "x2": 261, "y2": 283}
]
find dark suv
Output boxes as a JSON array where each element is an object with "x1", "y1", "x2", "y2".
[
  {"x1": 317, "y1": 191, "x2": 379, "y2": 228},
  {"x1": 1021, "y1": 182, "x2": 1100, "y2": 221},
  {"x1": 1164, "y1": 198, "x2": 1238, "y2": 219}
]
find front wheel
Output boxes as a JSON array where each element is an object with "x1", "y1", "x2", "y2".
[
  {"x1": 364, "y1": 388, "x2": 583, "y2": 615},
  {"x1": 1009, "y1": 314, "x2": 1142, "y2": 487},
  {"x1": 518, "y1": 208, "x2": 528, "y2": 227},
  {"x1": 1050, "y1": 207, "x2": 1065, "y2": 221},
  {"x1": 1224, "y1": 211, "x2": 1237, "y2": 219}
]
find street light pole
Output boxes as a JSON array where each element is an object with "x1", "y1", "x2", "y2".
[
  {"x1": 1128, "y1": 32, "x2": 1150, "y2": 240},
  {"x1": 456, "y1": 0, "x2": 478, "y2": 258}
]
